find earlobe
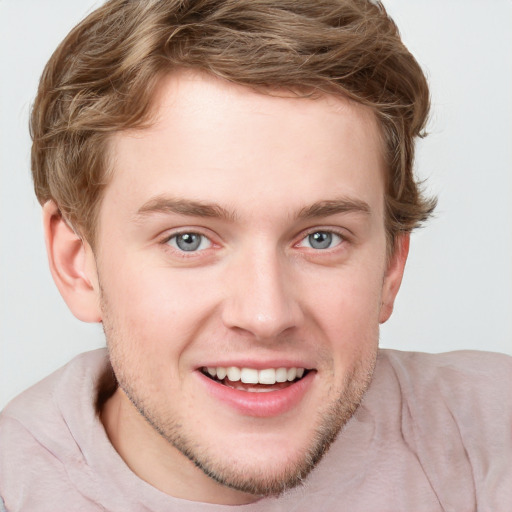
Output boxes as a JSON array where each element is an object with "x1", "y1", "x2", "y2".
[
  {"x1": 43, "y1": 201, "x2": 102, "y2": 323},
  {"x1": 379, "y1": 234, "x2": 410, "y2": 324}
]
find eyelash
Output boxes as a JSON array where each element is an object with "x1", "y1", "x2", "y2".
[
  {"x1": 295, "y1": 228, "x2": 347, "y2": 251},
  {"x1": 160, "y1": 227, "x2": 348, "y2": 256},
  {"x1": 161, "y1": 231, "x2": 215, "y2": 256}
]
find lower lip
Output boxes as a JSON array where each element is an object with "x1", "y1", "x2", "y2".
[{"x1": 197, "y1": 371, "x2": 315, "y2": 418}]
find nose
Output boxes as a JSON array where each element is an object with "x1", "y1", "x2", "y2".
[{"x1": 221, "y1": 247, "x2": 304, "y2": 340}]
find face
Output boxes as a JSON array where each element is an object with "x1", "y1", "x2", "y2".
[{"x1": 91, "y1": 71, "x2": 406, "y2": 504}]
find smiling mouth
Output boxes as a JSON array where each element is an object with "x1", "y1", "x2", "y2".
[{"x1": 200, "y1": 366, "x2": 310, "y2": 393}]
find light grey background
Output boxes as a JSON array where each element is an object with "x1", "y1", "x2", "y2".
[{"x1": 1, "y1": 0, "x2": 511, "y2": 409}]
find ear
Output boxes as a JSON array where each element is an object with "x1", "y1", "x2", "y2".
[
  {"x1": 379, "y1": 234, "x2": 410, "y2": 324},
  {"x1": 43, "y1": 200, "x2": 102, "y2": 323}
]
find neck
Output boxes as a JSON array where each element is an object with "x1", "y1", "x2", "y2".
[{"x1": 100, "y1": 388, "x2": 259, "y2": 505}]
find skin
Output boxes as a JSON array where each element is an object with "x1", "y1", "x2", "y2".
[{"x1": 44, "y1": 70, "x2": 408, "y2": 505}]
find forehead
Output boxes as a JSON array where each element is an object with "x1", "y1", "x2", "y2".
[{"x1": 105, "y1": 70, "x2": 385, "y2": 222}]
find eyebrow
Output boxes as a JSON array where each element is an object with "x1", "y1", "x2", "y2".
[
  {"x1": 297, "y1": 198, "x2": 371, "y2": 219},
  {"x1": 136, "y1": 196, "x2": 237, "y2": 222},
  {"x1": 135, "y1": 195, "x2": 371, "y2": 223}
]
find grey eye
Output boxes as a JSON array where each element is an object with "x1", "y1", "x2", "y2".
[
  {"x1": 168, "y1": 233, "x2": 211, "y2": 252},
  {"x1": 308, "y1": 232, "x2": 333, "y2": 249},
  {"x1": 298, "y1": 231, "x2": 342, "y2": 250}
]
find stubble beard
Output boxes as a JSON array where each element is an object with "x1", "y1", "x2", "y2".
[
  {"x1": 186, "y1": 359, "x2": 376, "y2": 496},
  {"x1": 101, "y1": 293, "x2": 377, "y2": 498},
  {"x1": 112, "y1": 349, "x2": 376, "y2": 496}
]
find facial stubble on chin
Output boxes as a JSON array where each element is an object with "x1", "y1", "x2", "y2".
[{"x1": 100, "y1": 289, "x2": 377, "y2": 497}]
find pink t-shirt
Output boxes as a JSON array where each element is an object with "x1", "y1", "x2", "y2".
[{"x1": 1, "y1": 348, "x2": 511, "y2": 511}]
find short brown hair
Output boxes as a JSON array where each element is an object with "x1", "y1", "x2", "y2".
[{"x1": 31, "y1": 0, "x2": 436, "y2": 248}]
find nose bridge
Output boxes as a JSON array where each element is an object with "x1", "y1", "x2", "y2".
[{"x1": 221, "y1": 242, "x2": 302, "y2": 339}]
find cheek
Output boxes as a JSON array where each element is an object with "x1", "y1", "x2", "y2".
[
  {"x1": 99, "y1": 269, "x2": 195, "y2": 398},
  {"x1": 304, "y1": 262, "x2": 384, "y2": 361},
  {"x1": 100, "y1": 259, "x2": 219, "y2": 351},
  {"x1": 308, "y1": 260, "x2": 384, "y2": 322}
]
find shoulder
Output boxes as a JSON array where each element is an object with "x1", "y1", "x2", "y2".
[
  {"x1": 379, "y1": 349, "x2": 512, "y2": 409},
  {"x1": 375, "y1": 349, "x2": 512, "y2": 508},
  {"x1": 0, "y1": 349, "x2": 109, "y2": 511},
  {"x1": 1, "y1": 349, "x2": 108, "y2": 429},
  {"x1": 381, "y1": 347, "x2": 512, "y2": 370},
  {"x1": 376, "y1": 349, "x2": 512, "y2": 438},
  {"x1": 0, "y1": 348, "x2": 109, "y2": 449},
  {"x1": 380, "y1": 348, "x2": 511, "y2": 388}
]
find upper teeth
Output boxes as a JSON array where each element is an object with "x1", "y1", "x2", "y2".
[{"x1": 205, "y1": 366, "x2": 305, "y2": 385}]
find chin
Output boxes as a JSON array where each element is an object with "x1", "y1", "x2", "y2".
[{"x1": 135, "y1": 354, "x2": 375, "y2": 498}]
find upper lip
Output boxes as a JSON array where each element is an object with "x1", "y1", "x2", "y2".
[{"x1": 196, "y1": 360, "x2": 314, "y2": 371}]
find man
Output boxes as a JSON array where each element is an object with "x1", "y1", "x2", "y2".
[{"x1": 0, "y1": 0, "x2": 510, "y2": 510}]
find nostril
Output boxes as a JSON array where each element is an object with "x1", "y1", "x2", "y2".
[{"x1": 220, "y1": 270, "x2": 304, "y2": 339}]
